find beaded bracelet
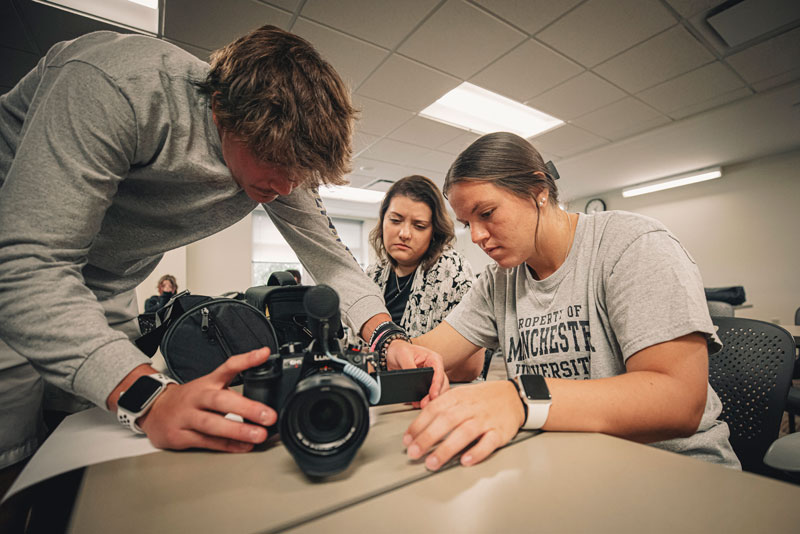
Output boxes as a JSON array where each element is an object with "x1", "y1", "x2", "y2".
[{"x1": 377, "y1": 330, "x2": 410, "y2": 371}]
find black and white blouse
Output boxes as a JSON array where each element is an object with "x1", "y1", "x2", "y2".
[{"x1": 366, "y1": 248, "x2": 475, "y2": 337}]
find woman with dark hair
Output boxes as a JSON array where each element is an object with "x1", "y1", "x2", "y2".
[
  {"x1": 367, "y1": 175, "x2": 483, "y2": 380},
  {"x1": 403, "y1": 133, "x2": 740, "y2": 471}
]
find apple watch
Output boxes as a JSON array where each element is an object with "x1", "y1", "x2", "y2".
[
  {"x1": 513, "y1": 374, "x2": 552, "y2": 430},
  {"x1": 117, "y1": 373, "x2": 177, "y2": 434}
]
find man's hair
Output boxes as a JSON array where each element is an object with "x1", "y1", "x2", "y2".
[
  {"x1": 197, "y1": 25, "x2": 356, "y2": 187},
  {"x1": 369, "y1": 175, "x2": 455, "y2": 272}
]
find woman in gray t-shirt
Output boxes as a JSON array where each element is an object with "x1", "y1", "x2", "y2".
[{"x1": 404, "y1": 132, "x2": 740, "y2": 471}]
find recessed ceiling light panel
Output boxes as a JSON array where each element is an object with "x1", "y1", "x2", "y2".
[{"x1": 420, "y1": 82, "x2": 564, "y2": 139}]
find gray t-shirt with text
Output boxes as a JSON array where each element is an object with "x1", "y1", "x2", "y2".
[{"x1": 447, "y1": 211, "x2": 740, "y2": 467}]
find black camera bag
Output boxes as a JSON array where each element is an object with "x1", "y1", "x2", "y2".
[{"x1": 135, "y1": 292, "x2": 278, "y2": 384}]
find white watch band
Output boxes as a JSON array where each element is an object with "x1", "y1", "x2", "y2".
[
  {"x1": 117, "y1": 373, "x2": 177, "y2": 434},
  {"x1": 522, "y1": 401, "x2": 550, "y2": 430},
  {"x1": 515, "y1": 375, "x2": 551, "y2": 430}
]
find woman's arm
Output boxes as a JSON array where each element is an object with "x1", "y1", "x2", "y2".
[
  {"x1": 404, "y1": 332, "x2": 709, "y2": 469},
  {"x1": 544, "y1": 332, "x2": 707, "y2": 441}
]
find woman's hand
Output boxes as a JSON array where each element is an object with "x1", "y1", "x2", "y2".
[
  {"x1": 138, "y1": 347, "x2": 277, "y2": 452},
  {"x1": 403, "y1": 380, "x2": 525, "y2": 470},
  {"x1": 386, "y1": 339, "x2": 449, "y2": 407}
]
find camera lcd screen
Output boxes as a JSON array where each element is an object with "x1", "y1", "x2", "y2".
[
  {"x1": 118, "y1": 376, "x2": 162, "y2": 412},
  {"x1": 519, "y1": 374, "x2": 550, "y2": 401}
]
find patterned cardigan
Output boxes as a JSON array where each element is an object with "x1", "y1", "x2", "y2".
[{"x1": 366, "y1": 247, "x2": 475, "y2": 337}]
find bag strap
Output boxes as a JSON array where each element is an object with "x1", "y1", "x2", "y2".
[{"x1": 135, "y1": 291, "x2": 193, "y2": 357}]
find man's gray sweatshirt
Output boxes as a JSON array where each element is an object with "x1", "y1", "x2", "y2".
[{"x1": 0, "y1": 31, "x2": 385, "y2": 411}]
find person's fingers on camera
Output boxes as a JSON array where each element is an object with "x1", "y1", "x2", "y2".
[
  {"x1": 460, "y1": 429, "x2": 504, "y2": 467},
  {"x1": 186, "y1": 408, "x2": 268, "y2": 444},
  {"x1": 195, "y1": 388, "x2": 276, "y2": 427},
  {"x1": 422, "y1": 418, "x2": 483, "y2": 471},
  {"x1": 163, "y1": 429, "x2": 255, "y2": 453},
  {"x1": 206, "y1": 347, "x2": 271, "y2": 385}
]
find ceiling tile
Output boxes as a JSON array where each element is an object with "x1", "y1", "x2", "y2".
[
  {"x1": 527, "y1": 72, "x2": 626, "y2": 121},
  {"x1": 470, "y1": 39, "x2": 583, "y2": 102},
  {"x1": 750, "y1": 66, "x2": 800, "y2": 92},
  {"x1": 387, "y1": 117, "x2": 465, "y2": 148},
  {"x1": 594, "y1": 25, "x2": 715, "y2": 93},
  {"x1": 530, "y1": 124, "x2": 609, "y2": 158},
  {"x1": 637, "y1": 61, "x2": 745, "y2": 114},
  {"x1": 164, "y1": 39, "x2": 211, "y2": 61},
  {"x1": 360, "y1": 138, "x2": 432, "y2": 165},
  {"x1": 352, "y1": 132, "x2": 380, "y2": 156},
  {"x1": 344, "y1": 174, "x2": 379, "y2": 188},
  {"x1": 398, "y1": 0, "x2": 526, "y2": 79},
  {"x1": 726, "y1": 25, "x2": 800, "y2": 85},
  {"x1": 570, "y1": 97, "x2": 670, "y2": 140},
  {"x1": 473, "y1": 0, "x2": 584, "y2": 35},
  {"x1": 667, "y1": 86, "x2": 753, "y2": 119},
  {"x1": 300, "y1": 0, "x2": 438, "y2": 49},
  {"x1": 163, "y1": 0, "x2": 291, "y2": 51},
  {"x1": 351, "y1": 157, "x2": 411, "y2": 180},
  {"x1": 414, "y1": 150, "x2": 457, "y2": 173},
  {"x1": 357, "y1": 55, "x2": 460, "y2": 111},
  {"x1": 536, "y1": 0, "x2": 676, "y2": 67},
  {"x1": 292, "y1": 18, "x2": 388, "y2": 88},
  {"x1": 437, "y1": 131, "x2": 481, "y2": 155},
  {"x1": 263, "y1": 0, "x2": 301, "y2": 12},
  {"x1": 664, "y1": 0, "x2": 726, "y2": 19},
  {"x1": 352, "y1": 95, "x2": 415, "y2": 136}
]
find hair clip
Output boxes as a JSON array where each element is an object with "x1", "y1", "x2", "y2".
[{"x1": 545, "y1": 160, "x2": 560, "y2": 180}]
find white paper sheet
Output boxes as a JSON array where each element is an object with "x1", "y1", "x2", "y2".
[{"x1": 2, "y1": 407, "x2": 159, "y2": 503}]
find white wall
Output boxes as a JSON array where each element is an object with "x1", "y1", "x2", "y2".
[
  {"x1": 569, "y1": 148, "x2": 800, "y2": 325},
  {"x1": 186, "y1": 215, "x2": 254, "y2": 296}
]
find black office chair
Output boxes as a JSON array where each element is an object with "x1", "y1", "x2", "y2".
[
  {"x1": 709, "y1": 317, "x2": 795, "y2": 477},
  {"x1": 795, "y1": 306, "x2": 800, "y2": 326}
]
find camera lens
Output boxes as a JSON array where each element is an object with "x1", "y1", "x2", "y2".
[{"x1": 280, "y1": 372, "x2": 369, "y2": 478}]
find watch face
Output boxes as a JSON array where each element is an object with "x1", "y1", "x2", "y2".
[
  {"x1": 518, "y1": 374, "x2": 551, "y2": 401},
  {"x1": 118, "y1": 375, "x2": 163, "y2": 412},
  {"x1": 585, "y1": 198, "x2": 606, "y2": 214}
]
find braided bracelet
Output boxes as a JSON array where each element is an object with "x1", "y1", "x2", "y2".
[{"x1": 368, "y1": 320, "x2": 394, "y2": 351}]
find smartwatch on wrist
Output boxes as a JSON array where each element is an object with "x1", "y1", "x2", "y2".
[
  {"x1": 514, "y1": 374, "x2": 551, "y2": 430},
  {"x1": 117, "y1": 373, "x2": 177, "y2": 434}
]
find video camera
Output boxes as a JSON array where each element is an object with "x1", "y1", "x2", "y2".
[{"x1": 242, "y1": 284, "x2": 433, "y2": 478}]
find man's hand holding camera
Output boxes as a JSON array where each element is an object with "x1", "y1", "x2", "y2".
[{"x1": 136, "y1": 348, "x2": 277, "y2": 452}]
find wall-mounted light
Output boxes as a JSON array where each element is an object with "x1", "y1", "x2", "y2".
[{"x1": 621, "y1": 166, "x2": 722, "y2": 198}]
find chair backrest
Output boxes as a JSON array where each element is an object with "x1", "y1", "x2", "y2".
[
  {"x1": 707, "y1": 300, "x2": 734, "y2": 317},
  {"x1": 795, "y1": 306, "x2": 800, "y2": 325},
  {"x1": 709, "y1": 317, "x2": 795, "y2": 475}
]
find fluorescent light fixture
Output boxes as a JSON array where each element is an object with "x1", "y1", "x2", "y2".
[
  {"x1": 621, "y1": 167, "x2": 722, "y2": 198},
  {"x1": 127, "y1": 0, "x2": 157, "y2": 8},
  {"x1": 420, "y1": 82, "x2": 564, "y2": 139},
  {"x1": 318, "y1": 185, "x2": 385, "y2": 204},
  {"x1": 35, "y1": 0, "x2": 159, "y2": 34}
]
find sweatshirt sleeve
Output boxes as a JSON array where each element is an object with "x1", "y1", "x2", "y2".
[
  {"x1": 263, "y1": 188, "x2": 387, "y2": 334},
  {"x1": 0, "y1": 61, "x2": 150, "y2": 409}
]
